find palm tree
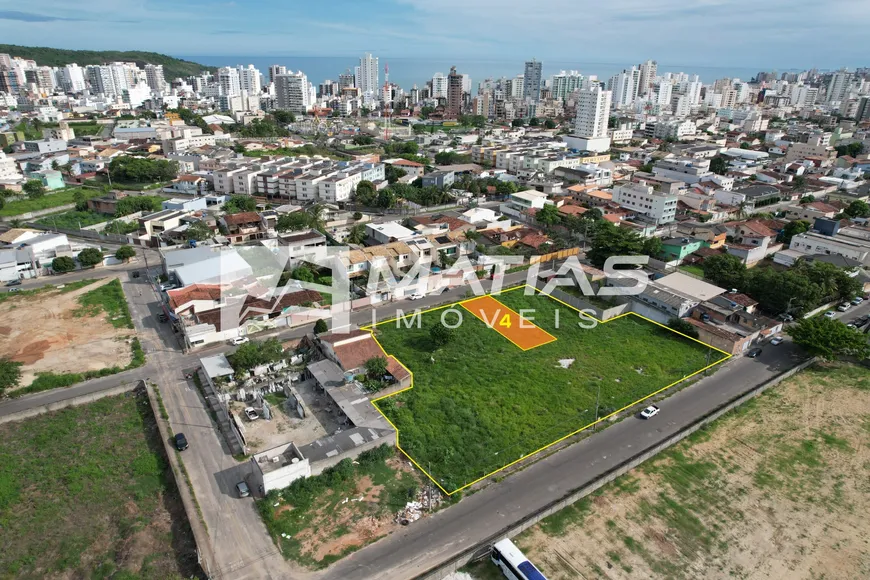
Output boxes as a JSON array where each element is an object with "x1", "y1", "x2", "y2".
[
  {"x1": 306, "y1": 204, "x2": 326, "y2": 233},
  {"x1": 346, "y1": 223, "x2": 366, "y2": 244}
]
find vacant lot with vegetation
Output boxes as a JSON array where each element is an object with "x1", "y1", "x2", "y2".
[
  {"x1": 0, "y1": 278, "x2": 142, "y2": 395},
  {"x1": 0, "y1": 187, "x2": 100, "y2": 217},
  {"x1": 463, "y1": 362, "x2": 870, "y2": 580},
  {"x1": 0, "y1": 391, "x2": 202, "y2": 579},
  {"x1": 374, "y1": 289, "x2": 727, "y2": 493},
  {"x1": 258, "y1": 446, "x2": 432, "y2": 569}
]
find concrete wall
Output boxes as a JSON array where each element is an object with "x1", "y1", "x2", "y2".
[
  {"x1": 0, "y1": 382, "x2": 136, "y2": 425},
  {"x1": 627, "y1": 300, "x2": 672, "y2": 324},
  {"x1": 1, "y1": 203, "x2": 75, "y2": 222},
  {"x1": 257, "y1": 457, "x2": 311, "y2": 493},
  {"x1": 417, "y1": 357, "x2": 818, "y2": 580},
  {"x1": 309, "y1": 431, "x2": 397, "y2": 476}
]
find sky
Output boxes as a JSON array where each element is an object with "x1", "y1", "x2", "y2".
[{"x1": 0, "y1": 0, "x2": 868, "y2": 71}]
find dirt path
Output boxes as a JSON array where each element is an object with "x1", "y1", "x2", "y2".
[
  {"x1": 513, "y1": 363, "x2": 870, "y2": 580},
  {"x1": 0, "y1": 276, "x2": 134, "y2": 388}
]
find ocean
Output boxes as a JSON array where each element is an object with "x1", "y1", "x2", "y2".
[{"x1": 180, "y1": 54, "x2": 783, "y2": 90}]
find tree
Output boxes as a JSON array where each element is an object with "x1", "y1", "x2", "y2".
[
  {"x1": 346, "y1": 224, "x2": 367, "y2": 244},
  {"x1": 0, "y1": 197, "x2": 4, "y2": 211},
  {"x1": 511, "y1": 118, "x2": 525, "y2": 127},
  {"x1": 271, "y1": 110, "x2": 296, "y2": 124},
  {"x1": 544, "y1": 118, "x2": 556, "y2": 129},
  {"x1": 780, "y1": 220, "x2": 810, "y2": 245},
  {"x1": 277, "y1": 211, "x2": 311, "y2": 232},
  {"x1": 352, "y1": 211, "x2": 363, "y2": 220},
  {"x1": 0, "y1": 358, "x2": 22, "y2": 396},
  {"x1": 376, "y1": 188, "x2": 397, "y2": 209},
  {"x1": 313, "y1": 319, "x2": 328, "y2": 334},
  {"x1": 529, "y1": 117, "x2": 540, "y2": 127},
  {"x1": 710, "y1": 156, "x2": 728, "y2": 175},
  {"x1": 355, "y1": 180, "x2": 377, "y2": 206},
  {"x1": 641, "y1": 236, "x2": 663, "y2": 258},
  {"x1": 434, "y1": 151, "x2": 468, "y2": 165},
  {"x1": 844, "y1": 200, "x2": 870, "y2": 218},
  {"x1": 536, "y1": 203, "x2": 561, "y2": 226},
  {"x1": 739, "y1": 142, "x2": 751, "y2": 150},
  {"x1": 114, "y1": 195, "x2": 163, "y2": 217},
  {"x1": 77, "y1": 248, "x2": 104, "y2": 268},
  {"x1": 109, "y1": 156, "x2": 178, "y2": 183},
  {"x1": 430, "y1": 324, "x2": 454, "y2": 347},
  {"x1": 668, "y1": 317, "x2": 699, "y2": 339},
  {"x1": 51, "y1": 256, "x2": 76, "y2": 273},
  {"x1": 186, "y1": 220, "x2": 213, "y2": 241},
  {"x1": 638, "y1": 163, "x2": 654, "y2": 173},
  {"x1": 701, "y1": 254, "x2": 746, "y2": 290},
  {"x1": 23, "y1": 179, "x2": 46, "y2": 199},
  {"x1": 291, "y1": 266, "x2": 316, "y2": 283},
  {"x1": 73, "y1": 190, "x2": 88, "y2": 211},
  {"x1": 222, "y1": 194, "x2": 257, "y2": 214},
  {"x1": 799, "y1": 195, "x2": 815, "y2": 204},
  {"x1": 353, "y1": 134, "x2": 374, "y2": 146},
  {"x1": 114, "y1": 245, "x2": 135, "y2": 262},
  {"x1": 586, "y1": 222, "x2": 643, "y2": 268},
  {"x1": 793, "y1": 175, "x2": 807, "y2": 192},
  {"x1": 787, "y1": 317, "x2": 870, "y2": 361},
  {"x1": 364, "y1": 356, "x2": 388, "y2": 380},
  {"x1": 385, "y1": 165, "x2": 407, "y2": 184},
  {"x1": 834, "y1": 142, "x2": 865, "y2": 158}
]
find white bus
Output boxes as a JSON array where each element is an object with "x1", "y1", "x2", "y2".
[{"x1": 491, "y1": 538, "x2": 548, "y2": 580}]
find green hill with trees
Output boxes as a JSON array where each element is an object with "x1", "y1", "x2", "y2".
[{"x1": 0, "y1": 44, "x2": 213, "y2": 80}]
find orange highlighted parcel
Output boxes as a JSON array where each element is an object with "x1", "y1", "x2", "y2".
[{"x1": 460, "y1": 295, "x2": 557, "y2": 351}]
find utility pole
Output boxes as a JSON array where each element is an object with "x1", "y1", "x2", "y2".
[{"x1": 593, "y1": 381, "x2": 602, "y2": 430}]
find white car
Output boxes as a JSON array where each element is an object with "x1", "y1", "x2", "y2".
[
  {"x1": 824, "y1": 311, "x2": 837, "y2": 319},
  {"x1": 244, "y1": 407, "x2": 259, "y2": 421},
  {"x1": 640, "y1": 405, "x2": 660, "y2": 419},
  {"x1": 851, "y1": 296, "x2": 864, "y2": 306},
  {"x1": 837, "y1": 303, "x2": 851, "y2": 312},
  {"x1": 408, "y1": 293, "x2": 425, "y2": 300},
  {"x1": 769, "y1": 336, "x2": 784, "y2": 346},
  {"x1": 230, "y1": 336, "x2": 250, "y2": 346}
]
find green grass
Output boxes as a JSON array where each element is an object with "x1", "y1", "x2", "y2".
[
  {"x1": 0, "y1": 188, "x2": 100, "y2": 217},
  {"x1": 36, "y1": 209, "x2": 112, "y2": 229},
  {"x1": 0, "y1": 278, "x2": 97, "y2": 305},
  {"x1": 0, "y1": 391, "x2": 201, "y2": 579},
  {"x1": 257, "y1": 445, "x2": 420, "y2": 569},
  {"x1": 679, "y1": 264, "x2": 705, "y2": 278},
  {"x1": 374, "y1": 289, "x2": 727, "y2": 493},
  {"x1": 73, "y1": 279, "x2": 134, "y2": 329},
  {"x1": 66, "y1": 122, "x2": 104, "y2": 136}
]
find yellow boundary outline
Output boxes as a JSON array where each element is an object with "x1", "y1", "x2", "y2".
[
  {"x1": 364, "y1": 284, "x2": 732, "y2": 495},
  {"x1": 460, "y1": 295, "x2": 558, "y2": 352}
]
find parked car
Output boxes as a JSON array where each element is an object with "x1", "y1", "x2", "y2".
[
  {"x1": 639, "y1": 405, "x2": 660, "y2": 419},
  {"x1": 244, "y1": 407, "x2": 259, "y2": 421},
  {"x1": 769, "y1": 336, "x2": 784, "y2": 346},
  {"x1": 236, "y1": 481, "x2": 251, "y2": 498},
  {"x1": 851, "y1": 296, "x2": 864, "y2": 306},
  {"x1": 777, "y1": 313, "x2": 794, "y2": 322},
  {"x1": 174, "y1": 433, "x2": 189, "y2": 451},
  {"x1": 837, "y1": 303, "x2": 851, "y2": 312},
  {"x1": 408, "y1": 293, "x2": 425, "y2": 301},
  {"x1": 7, "y1": 288, "x2": 20, "y2": 292},
  {"x1": 159, "y1": 282, "x2": 175, "y2": 291},
  {"x1": 131, "y1": 271, "x2": 140, "y2": 279},
  {"x1": 157, "y1": 313, "x2": 168, "y2": 323},
  {"x1": 5, "y1": 279, "x2": 22, "y2": 287},
  {"x1": 747, "y1": 348, "x2": 762, "y2": 358},
  {"x1": 230, "y1": 336, "x2": 249, "y2": 346},
  {"x1": 824, "y1": 311, "x2": 837, "y2": 319}
]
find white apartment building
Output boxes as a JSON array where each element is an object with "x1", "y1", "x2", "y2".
[
  {"x1": 784, "y1": 132, "x2": 834, "y2": 162},
  {"x1": 789, "y1": 231, "x2": 870, "y2": 266},
  {"x1": 608, "y1": 67, "x2": 640, "y2": 107},
  {"x1": 431, "y1": 73, "x2": 448, "y2": 99},
  {"x1": 275, "y1": 72, "x2": 313, "y2": 114},
  {"x1": 237, "y1": 64, "x2": 262, "y2": 95},
  {"x1": 565, "y1": 85, "x2": 613, "y2": 153},
  {"x1": 0, "y1": 151, "x2": 22, "y2": 184},
  {"x1": 653, "y1": 158, "x2": 713, "y2": 185},
  {"x1": 653, "y1": 119, "x2": 696, "y2": 140},
  {"x1": 826, "y1": 71, "x2": 853, "y2": 104},
  {"x1": 218, "y1": 67, "x2": 242, "y2": 96},
  {"x1": 638, "y1": 60, "x2": 657, "y2": 96},
  {"x1": 144, "y1": 64, "x2": 166, "y2": 92},
  {"x1": 550, "y1": 70, "x2": 584, "y2": 101},
  {"x1": 62, "y1": 64, "x2": 86, "y2": 92},
  {"x1": 612, "y1": 181, "x2": 678, "y2": 225},
  {"x1": 358, "y1": 53, "x2": 379, "y2": 97},
  {"x1": 523, "y1": 59, "x2": 542, "y2": 101}
]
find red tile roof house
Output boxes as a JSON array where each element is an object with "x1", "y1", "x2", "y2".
[
  {"x1": 316, "y1": 329, "x2": 411, "y2": 388},
  {"x1": 220, "y1": 212, "x2": 265, "y2": 243}
]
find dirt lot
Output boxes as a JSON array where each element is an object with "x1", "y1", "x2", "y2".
[
  {"x1": 260, "y1": 449, "x2": 441, "y2": 570},
  {"x1": 0, "y1": 278, "x2": 134, "y2": 389},
  {"x1": 465, "y1": 362, "x2": 870, "y2": 580}
]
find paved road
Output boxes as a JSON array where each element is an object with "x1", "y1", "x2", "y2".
[{"x1": 322, "y1": 339, "x2": 809, "y2": 580}]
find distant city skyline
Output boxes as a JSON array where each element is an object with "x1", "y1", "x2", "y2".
[{"x1": 1, "y1": 0, "x2": 869, "y2": 71}]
